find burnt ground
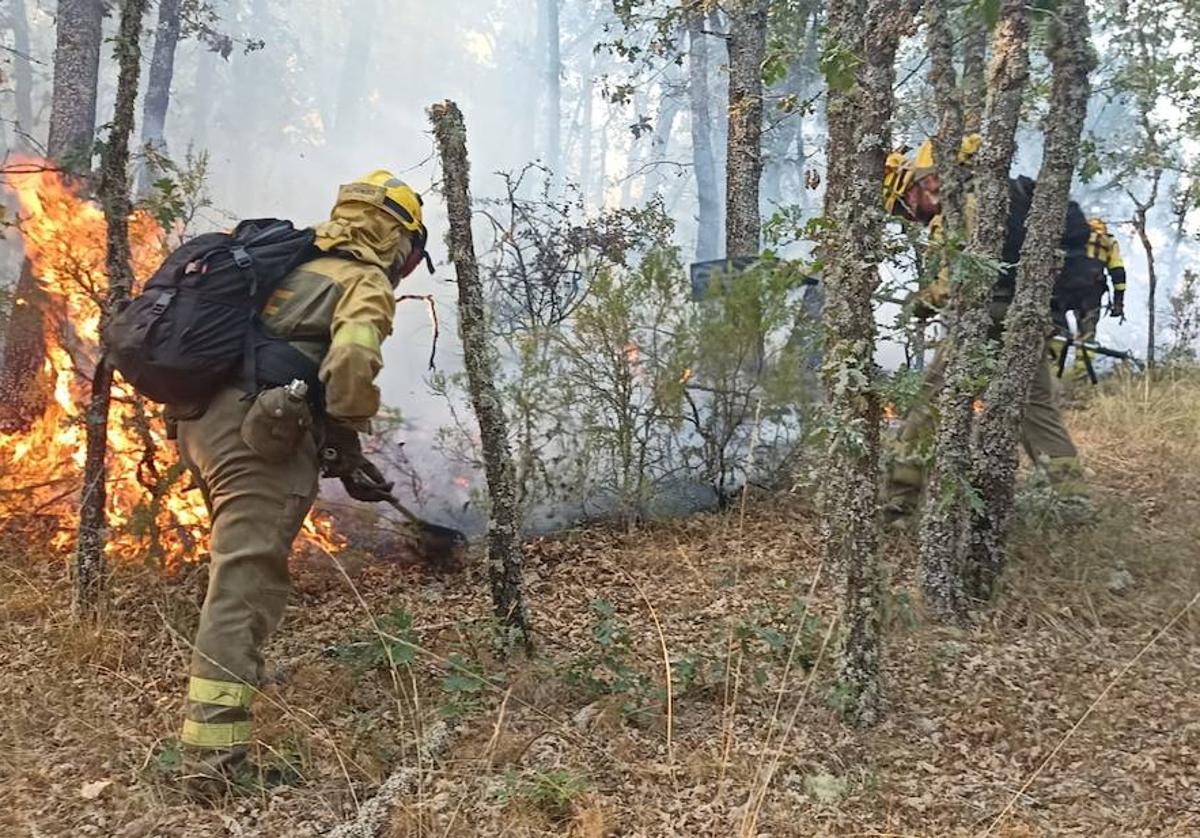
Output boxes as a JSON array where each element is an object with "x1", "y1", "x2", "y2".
[{"x1": 1, "y1": 375, "x2": 1198, "y2": 837}]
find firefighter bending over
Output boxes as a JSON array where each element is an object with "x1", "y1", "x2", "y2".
[
  {"x1": 1052, "y1": 216, "x2": 1128, "y2": 379},
  {"x1": 880, "y1": 137, "x2": 1086, "y2": 518},
  {"x1": 175, "y1": 171, "x2": 429, "y2": 794}
]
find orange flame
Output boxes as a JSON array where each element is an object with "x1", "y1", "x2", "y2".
[{"x1": 0, "y1": 162, "x2": 342, "y2": 566}]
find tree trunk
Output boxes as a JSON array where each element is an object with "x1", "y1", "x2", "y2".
[
  {"x1": 137, "y1": 0, "x2": 183, "y2": 194},
  {"x1": 75, "y1": 0, "x2": 148, "y2": 617},
  {"x1": 918, "y1": 0, "x2": 1030, "y2": 618},
  {"x1": 687, "y1": 6, "x2": 721, "y2": 261},
  {"x1": 48, "y1": 0, "x2": 105, "y2": 163},
  {"x1": 1133, "y1": 171, "x2": 1162, "y2": 368},
  {"x1": 820, "y1": 0, "x2": 916, "y2": 726},
  {"x1": 961, "y1": 0, "x2": 1033, "y2": 604},
  {"x1": 724, "y1": 0, "x2": 768, "y2": 258},
  {"x1": 8, "y1": 0, "x2": 36, "y2": 145},
  {"x1": 961, "y1": 15, "x2": 989, "y2": 134},
  {"x1": 968, "y1": 0, "x2": 1094, "y2": 594},
  {"x1": 3, "y1": 0, "x2": 104, "y2": 433},
  {"x1": 645, "y1": 71, "x2": 684, "y2": 199},
  {"x1": 429, "y1": 100, "x2": 531, "y2": 651},
  {"x1": 541, "y1": 0, "x2": 562, "y2": 182}
]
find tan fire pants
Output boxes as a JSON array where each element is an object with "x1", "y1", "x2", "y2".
[
  {"x1": 887, "y1": 302, "x2": 1081, "y2": 509},
  {"x1": 175, "y1": 386, "x2": 319, "y2": 758}
]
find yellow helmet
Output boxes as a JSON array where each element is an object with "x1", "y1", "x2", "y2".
[
  {"x1": 1088, "y1": 217, "x2": 1108, "y2": 235},
  {"x1": 354, "y1": 169, "x2": 425, "y2": 234},
  {"x1": 349, "y1": 169, "x2": 432, "y2": 278},
  {"x1": 883, "y1": 134, "x2": 983, "y2": 214}
]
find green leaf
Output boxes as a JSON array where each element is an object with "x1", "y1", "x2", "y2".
[{"x1": 820, "y1": 43, "x2": 862, "y2": 93}]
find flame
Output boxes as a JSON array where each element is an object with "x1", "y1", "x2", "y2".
[
  {"x1": 973, "y1": 399, "x2": 985, "y2": 413},
  {"x1": 453, "y1": 476, "x2": 471, "y2": 490},
  {"x1": 0, "y1": 162, "x2": 342, "y2": 566},
  {"x1": 883, "y1": 403, "x2": 898, "y2": 421}
]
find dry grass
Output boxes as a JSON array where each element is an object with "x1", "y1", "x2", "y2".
[{"x1": 1, "y1": 373, "x2": 1199, "y2": 836}]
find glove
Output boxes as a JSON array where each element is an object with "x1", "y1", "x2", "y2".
[
  {"x1": 1110, "y1": 297, "x2": 1125, "y2": 320},
  {"x1": 320, "y1": 423, "x2": 395, "y2": 503},
  {"x1": 343, "y1": 463, "x2": 395, "y2": 503}
]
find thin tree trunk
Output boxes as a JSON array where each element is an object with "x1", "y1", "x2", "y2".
[
  {"x1": 137, "y1": 0, "x2": 183, "y2": 194},
  {"x1": 646, "y1": 72, "x2": 684, "y2": 199},
  {"x1": 820, "y1": 0, "x2": 917, "y2": 726},
  {"x1": 962, "y1": 0, "x2": 1033, "y2": 601},
  {"x1": 687, "y1": 5, "x2": 720, "y2": 261},
  {"x1": 48, "y1": 0, "x2": 105, "y2": 163},
  {"x1": 8, "y1": 0, "x2": 36, "y2": 145},
  {"x1": 1132, "y1": 171, "x2": 1162, "y2": 368},
  {"x1": 724, "y1": 0, "x2": 768, "y2": 258},
  {"x1": 0, "y1": 261, "x2": 47, "y2": 433},
  {"x1": 541, "y1": 0, "x2": 562, "y2": 182},
  {"x1": 969, "y1": 0, "x2": 1094, "y2": 593},
  {"x1": 918, "y1": 0, "x2": 1030, "y2": 617},
  {"x1": 76, "y1": 0, "x2": 149, "y2": 617},
  {"x1": 429, "y1": 100, "x2": 531, "y2": 651}
]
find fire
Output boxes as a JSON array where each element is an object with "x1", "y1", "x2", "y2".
[
  {"x1": 883, "y1": 403, "x2": 898, "y2": 421},
  {"x1": 0, "y1": 162, "x2": 342, "y2": 567}
]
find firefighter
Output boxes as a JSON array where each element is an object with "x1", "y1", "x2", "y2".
[
  {"x1": 174, "y1": 171, "x2": 429, "y2": 795},
  {"x1": 1052, "y1": 216, "x2": 1127, "y2": 379},
  {"x1": 881, "y1": 137, "x2": 1085, "y2": 517}
]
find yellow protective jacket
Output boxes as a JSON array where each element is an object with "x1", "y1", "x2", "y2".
[{"x1": 259, "y1": 182, "x2": 411, "y2": 431}]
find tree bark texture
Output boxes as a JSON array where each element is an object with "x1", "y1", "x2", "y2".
[
  {"x1": 961, "y1": 15, "x2": 989, "y2": 134},
  {"x1": 75, "y1": 0, "x2": 148, "y2": 617},
  {"x1": 724, "y1": 0, "x2": 768, "y2": 258},
  {"x1": 916, "y1": 0, "x2": 972, "y2": 620},
  {"x1": 48, "y1": 0, "x2": 105, "y2": 162},
  {"x1": 137, "y1": 0, "x2": 183, "y2": 194},
  {"x1": 429, "y1": 100, "x2": 531, "y2": 650},
  {"x1": 960, "y1": 0, "x2": 1033, "y2": 602},
  {"x1": 918, "y1": 0, "x2": 1030, "y2": 617},
  {"x1": 687, "y1": 6, "x2": 721, "y2": 261},
  {"x1": 819, "y1": 0, "x2": 916, "y2": 726},
  {"x1": 969, "y1": 0, "x2": 1094, "y2": 594}
]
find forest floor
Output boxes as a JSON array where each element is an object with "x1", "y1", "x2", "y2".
[{"x1": 2, "y1": 374, "x2": 1199, "y2": 838}]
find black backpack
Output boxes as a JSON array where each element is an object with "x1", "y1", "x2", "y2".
[
  {"x1": 105, "y1": 218, "x2": 320, "y2": 405},
  {"x1": 995, "y1": 176, "x2": 1092, "y2": 300}
]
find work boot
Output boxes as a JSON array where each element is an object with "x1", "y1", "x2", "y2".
[{"x1": 180, "y1": 747, "x2": 301, "y2": 804}]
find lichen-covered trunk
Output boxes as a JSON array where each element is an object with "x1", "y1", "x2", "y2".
[
  {"x1": 75, "y1": 0, "x2": 148, "y2": 617},
  {"x1": 137, "y1": 0, "x2": 183, "y2": 194},
  {"x1": 968, "y1": 0, "x2": 1094, "y2": 592},
  {"x1": 429, "y1": 100, "x2": 531, "y2": 651},
  {"x1": 724, "y1": 0, "x2": 767, "y2": 259},
  {"x1": 961, "y1": 16, "x2": 989, "y2": 135},
  {"x1": 919, "y1": 0, "x2": 1030, "y2": 619},
  {"x1": 820, "y1": 0, "x2": 915, "y2": 726},
  {"x1": 48, "y1": 0, "x2": 104, "y2": 162},
  {"x1": 687, "y1": 8, "x2": 721, "y2": 261}
]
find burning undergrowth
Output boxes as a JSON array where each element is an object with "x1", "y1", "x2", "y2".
[{"x1": 0, "y1": 162, "x2": 344, "y2": 568}]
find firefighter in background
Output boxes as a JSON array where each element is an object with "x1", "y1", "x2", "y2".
[
  {"x1": 175, "y1": 171, "x2": 429, "y2": 794},
  {"x1": 880, "y1": 136, "x2": 1086, "y2": 517},
  {"x1": 1052, "y1": 217, "x2": 1128, "y2": 378}
]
